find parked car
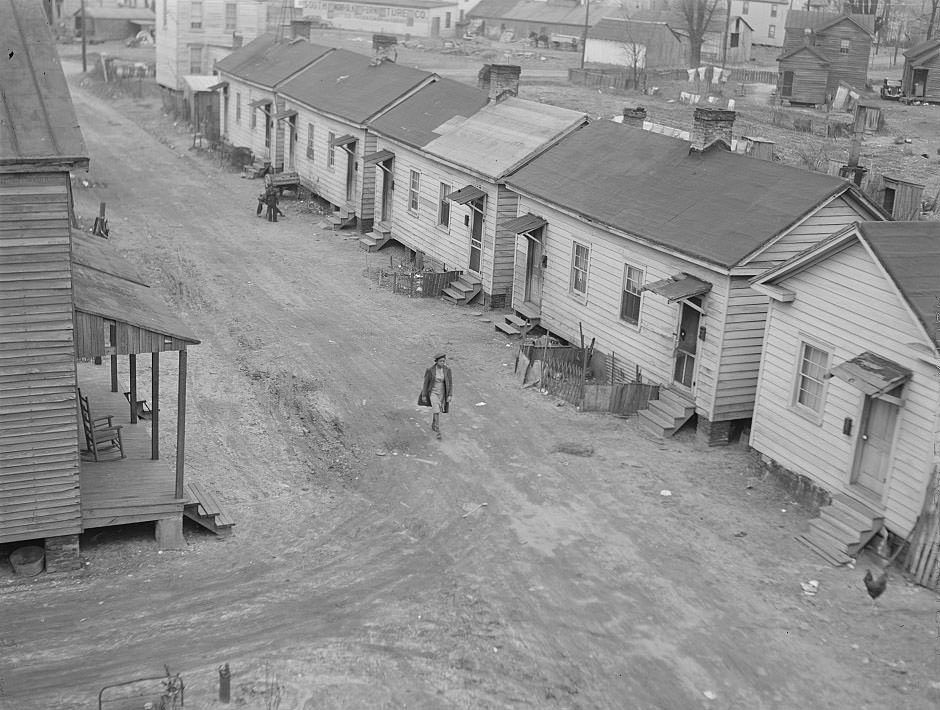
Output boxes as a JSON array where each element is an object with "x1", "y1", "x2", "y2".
[{"x1": 880, "y1": 78, "x2": 903, "y2": 100}]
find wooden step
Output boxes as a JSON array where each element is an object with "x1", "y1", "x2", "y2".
[
  {"x1": 506, "y1": 314, "x2": 529, "y2": 328},
  {"x1": 832, "y1": 493, "x2": 883, "y2": 522},
  {"x1": 495, "y1": 321, "x2": 521, "y2": 336},
  {"x1": 808, "y1": 518, "x2": 853, "y2": 554},
  {"x1": 820, "y1": 505, "x2": 873, "y2": 538},
  {"x1": 657, "y1": 388, "x2": 695, "y2": 414},
  {"x1": 517, "y1": 301, "x2": 540, "y2": 320},
  {"x1": 184, "y1": 482, "x2": 234, "y2": 536},
  {"x1": 442, "y1": 286, "x2": 465, "y2": 301},
  {"x1": 795, "y1": 534, "x2": 853, "y2": 566},
  {"x1": 829, "y1": 497, "x2": 879, "y2": 531},
  {"x1": 637, "y1": 407, "x2": 676, "y2": 437},
  {"x1": 374, "y1": 221, "x2": 393, "y2": 235}
]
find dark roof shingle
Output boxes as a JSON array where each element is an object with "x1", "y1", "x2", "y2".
[{"x1": 215, "y1": 34, "x2": 332, "y2": 86}]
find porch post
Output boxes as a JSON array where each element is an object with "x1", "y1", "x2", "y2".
[
  {"x1": 110, "y1": 354, "x2": 118, "y2": 392},
  {"x1": 152, "y1": 351, "x2": 159, "y2": 460},
  {"x1": 175, "y1": 349, "x2": 188, "y2": 499},
  {"x1": 129, "y1": 353, "x2": 139, "y2": 424}
]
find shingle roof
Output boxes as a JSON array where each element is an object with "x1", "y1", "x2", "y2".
[
  {"x1": 215, "y1": 35, "x2": 333, "y2": 87},
  {"x1": 857, "y1": 222, "x2": 940, "y2": 346},
  {"x1": 0, "y1": 0, "x2": 87, "y2": 166},
  {"x1": 278, "y1": 51, "x2": 434, "y2": 124},
  {"x1": 367, "y1": 78, "x2": 489, "y2": 148},
  {"x1": 589, "y1": 18, "x2": 680, "y2": 42},
  {"x1": 420, "y1": 97, "x2": 587, "y2": 179},
  {"x1": 903, "y1": 38, "x2": 940, "y2": 61},
  {"x1": 506, "y1": 120, "x2": 852, "y2": 269},
  {"x1": 784, "y1": 11, "x2": 874, "y2": 34}
]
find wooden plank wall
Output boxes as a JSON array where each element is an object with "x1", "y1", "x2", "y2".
[
  {"x1": 73, "y1": 312, "x2": 191, "y2": 357},
  {"x1": 0, "y1": 172, "x2": 82, "y2": 544},
  {"x1": 779, "y1": 52, "x2": 828, "y2": 104},
  {"x1": 290, "y1": 103, "x2": 360, "y2": 210},
  {"x1": 359, "y1": 132, "x2": 378, "y2": 229},
  {"x1": 515, "y1": 196, "x2": 729, "y2": 419},
  {"x1": 750, "y1": 241, "x2": 936, "y2": 536},
  {"x1": 814, "y1": 20, "x2": 870, "y2": 94},
  {"x1": 491, "y1": 187, "x2": 519, "y2": 301},
  {"x1": 221, "y1": 76, "x2": 257, "y2": 151}
]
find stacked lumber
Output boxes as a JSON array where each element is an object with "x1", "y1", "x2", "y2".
[{"x1": 905, "y1": 467, "x2": 940, "y2": 589}]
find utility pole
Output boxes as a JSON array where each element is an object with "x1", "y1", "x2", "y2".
[
  {"x1": 579, "y1": 0, "x2": 590, "y2": 69},
  {"x1": 81, "y1": 0, "x2": 86, "y2": 72}
]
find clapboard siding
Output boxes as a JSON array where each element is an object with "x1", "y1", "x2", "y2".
[
  {"x1": 289, "y1": 103, "x2": 362, "y2": 211},
  {"x1": 513, "y1": 196, "x2": 729, "y2": 418},
  {"x1": 753, "y1": 196, "x2": 865, "y2": 266},
  {"x1": 219, "y1": 77, "x2": 272, "y2": 158},
  {"x1": 713, "y1": 278, "x2": 769, "y2": 420},
  {"x1": 0, "y1": 173, "x2": 81, "y2": 544},
  {"x1": 902, "y1": 48, "x2": 940, "y2": 100},
  {"x1": 492, "y1": 187, "x2": 519, "y2": 301},
  {"x1": 359, "y1": 133, "x2": 378, "y2": 229},
  {"x1": 778, "y1": 50, "x2": 828, "y2": 105},
  {"x1": 751, "y1": 241, "x2": 935, "y2": 536},
  {"x1": 375, "y1": 137, "x2": 503, "y2": 295}
]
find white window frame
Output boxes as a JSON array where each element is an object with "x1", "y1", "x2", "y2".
[
  {"x1": 770, "y1": 4, "x2": 777, "y2": 17},
  {"x1": 768, "y1": 24, "x2": 776, "y2": 39},
  {"x1": 620, "y1": 264, "x2": 644, "y2": 325},
  {"x1": 327, "y1": 131, "x2": 335, "y2": 168},
  {"x1": 408, "y1": 170, "x2": 420, "y2": 214},
  {"x1": 840, "y1": 39, "x2": 850, "y2": 54},
  {"x1": 792, "y1": 339, "x2": 831, "y2": 423},
  {"x1": 570, "y1": 241, "x2": 590, "y2": 299},
  {"x1": 235, "y1": 92, "x2": 241, "y2": 124},
  {"x1": 225, "y1": 2, "x2": 237, "y2": 32},
  {"x1": 306, "y1": 123, "x2": 314, "y2": 160},
  {"x1": 191, "y1": 0, "x2": 203, "y2": 29},
  {"x1": 188, "y1": 46, "x2": 202, "y2": 75},
  {"x1": 437, "y1": 182, "x2": 451, "y2": 227},
  {"x1": 741, "y1": 1, "x2": 749, "y2": 14}
]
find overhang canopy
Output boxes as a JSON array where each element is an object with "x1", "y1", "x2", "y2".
[
  {"x1": 208, "y1": 80, "x2": 229, "y2": 91},
  {"x1": 363, "y1": 149, "x2": 395, "y2": 164},
  {"x1": 248, "y1": 98, "x2": 271, "y2": 108},
  {"x1": 828, "y1": 351, "x2": 912, "y2": 397},
  {"x1": 275, "y1": 109, "x2": 297, "y2": 120},
  {"x1": 447, "y1": 185, "x2": 486, "y2": 204},
  {"x1": 504, "y1": 213, "x2": 546, "y2": 234},
  {"x1": 331, "y1": 134, "x2": 357, "y2": 147},
  {"x1": 643, "y1": 273, "x2": 712, "y2": 302}
]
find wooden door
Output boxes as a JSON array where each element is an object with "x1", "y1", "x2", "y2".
[
  {"x1": 913, "y1": 69, "x2": 928, "y2": 97},
  {"x1": 523, "y1": 228, "x2": 544, "y2": 306},
  {"x1": 380, "y1": 162, "x2": 392, "y2": 222},
  {"x1": 781, "y1": 71, "x2": 794, "y2": 97},
  {"x1": 851, "y1": 395, "x2": 899, "y2": 498},
  {"x1": 431, "y1": 17, "x2": 440, "y2": 37},
  {"x1": 345, "y1": 142, "x2": 357, "y2": 203},
  {"x1": 287, "y1": 116, "x2": 296, "y2": 171},
  {"x1": 468, "y1": 198, "x2": 484, "y2": 274},
  {"x1": 673, "y1": 299, "x2": 701, "y2": 390}
]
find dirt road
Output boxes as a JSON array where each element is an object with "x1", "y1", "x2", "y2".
[{"x1": 1, "y1": 69, "x2": 937, "y2": 710}]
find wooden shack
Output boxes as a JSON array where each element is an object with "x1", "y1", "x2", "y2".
[
  {"x1": 777, "y1": 12, "x2": 873, "y2": 105},
  {"x1": 584, "y1": 18, "x2": 685, "y2": 70},
  {"x1": 73, "y1": 5, "x2": 155, "y2": 42},
  {"x1": 901, "y1": 38, "x2": 940, "y2": 103}
]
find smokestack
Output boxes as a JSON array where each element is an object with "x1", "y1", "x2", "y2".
[
  {"x1": 478, "y1": 64, "x2": 522, "y2": 104},
  {"x1": 690, "y1": 107, "x2": 735, "y2": 152},
  {"x1": 622, "y1": 106, "x2": 647, "y2": 128}
]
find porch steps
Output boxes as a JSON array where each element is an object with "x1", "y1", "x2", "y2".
[
  {"x1": 796, "y1": 493, "x2": 883, "y2": 565},
  {"x1": 442, "y1": 273, "x2": 482, "y2": 305},
  {"x1": 359, "y1": 220, "x2": 393, "y2": 252},
  {"x1": 495, "y1": 312, "x2": 540, "y2": 338},
  {"x1": 183, "y1": 481, "x2": 235, "y2": 537},
  {"x1": 637, "y1": 387, "x2": 695, "y2": 437},
  {"x1": 329, "y1": 202, "x2": 357, "y2": 230}
]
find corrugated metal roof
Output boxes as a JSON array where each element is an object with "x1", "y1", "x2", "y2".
[
  {"x1": 182, "y1": 75, "x2": 221, "y2": 93},
  {"x1": 0, "y1": 0, "x2": 87, "y2": 166},
  {"x1": 218, "y1": 35, "x2": 333, "y2": 87},
  {"x1": 829, "y1": 351, "x2": 911, "y2": 396},
  {"x1": 278, "y1": 50, "x2": 433, "y2": 123},
  {"x1": 422, "y1": 97, "x2": 587, "y2": 179},
  {"x1": 858, "y1": 222, "x2": 940, "y2": 345},
  {"x1": 367, "y1": 78, "x2": 489, "y2": 148},
  {"x1": 506, "y1": 120, "x2": 851, "y2": 269},
  {"x1": 503, "y1": 213, "x2": 547, "y2": 233}
]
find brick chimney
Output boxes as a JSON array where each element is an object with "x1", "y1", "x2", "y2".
[
  {"x1": 622, "y1": 106, "x2": 647, "y2": 128},
  {"x1": 478, "y1": 64, "x2": 522, "y2": 103},
  {"x1": 690, "y1": 107, "x2": 735, "y2": 152}
]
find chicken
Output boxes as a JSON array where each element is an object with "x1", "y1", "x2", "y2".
[{"x1": 863, "y1": 569, "x2": 888, "y2": 610}]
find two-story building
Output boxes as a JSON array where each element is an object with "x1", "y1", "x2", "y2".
[{"x1": 731, "y1": 0, "x2": 789, "y2": 47}]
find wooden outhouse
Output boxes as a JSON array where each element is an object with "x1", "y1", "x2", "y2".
[
  {"x1": 503, "y1": 109, "x2": 885, "y2": 444},
  {"x1": 749, "y1": 222, "x2": 940, "y2": 560},
  {"x1": 275, "y1": 48, "x2": 436, "y2": 232},
  {"x1": 901, "y1": 39, "x2": 940, "y2": 103},
  {"x1": 367, "y1": 68, "x2": 587, "y2": 307},
  {"x1": 777, "y1": 12, "x2": 873, "y2": 105}
]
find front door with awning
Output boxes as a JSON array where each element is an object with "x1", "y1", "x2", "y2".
[
  {"x1": 505, "y1": 213, "x2": 548, "y2": 309},
  {"x1": 643, "y1": 274, "x2": 712, "y2": 392},
  {"x1": 448, "y1": 186, "x2": 487, "y2": 275}
]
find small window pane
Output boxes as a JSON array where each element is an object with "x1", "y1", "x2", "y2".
[
  {"x1": 796, "y1": 343, "x2": 828, "y2": 414},
  {"x1": 620, "y1": 264, "x2": 643, "y2": 324},
  {"x1": 409, "y1": 170, "x2": 420, "y2": 212},
  {"x1": 571, "y1": 243, "x2": 589, "y2": 295},
  {"x1": 438, "y1": 183, "x2": 451, "y2": 226}
]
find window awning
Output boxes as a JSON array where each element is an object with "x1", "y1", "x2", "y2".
[
  {"x1": 362, "y1": 149, "x2": 395, "y2": 164},
  {"x1": 447, "y1": 185, "x2": 486, "y2": 204},
  {"x1": 208, "y1": 80, "x2": 228, "y2": 91},
  {"x1": 248, "y1": 98, "x2": 270, "y2": 108},
  {"x1": 330, "y1": 134, "x2": 357, "y2": 147},
  {"x1": 503, "y1": 213, "x2": 546, "y2": 234},
  {"x1": 643, "y1": 273, "x2": 712, "y2": 302},
  {"x1": 828, "y1": 351, "x2": 912, "y2": 396},
  {"x1": 275, "y1": 109, "x2": 297, "y2": 121}
]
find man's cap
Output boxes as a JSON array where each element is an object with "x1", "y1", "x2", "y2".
[{"x1": 434, "y1": 353, "x2": 446, "y2": 361}]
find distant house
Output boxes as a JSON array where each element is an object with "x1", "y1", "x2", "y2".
[
  {"x1": 214, "y1": 34, "x2": 333, "y2": 167},
  {"x1": 2, "y1": 0, "x2": 200, "y2": 570},
  {"x1": 73, "y1": 5, "x2": 155, "y2": 42},
  {"x1": 585, "y1": 18, "x2": 685, "y2": 69},
  {"x1": 181, "y1": 74, "x2": 221, "y2": 142},
  {"x1": 468, "y1": 0, "x2": 610, "y2": 46},
  {"x1": 731, "y1": 0, "x2": 789, "y2": 48},
  {"x1": 502, "y1": 109, "x2": 884, "y2": 445},
  {"x1": 275, "y1": 49, "x2": 436, "y2": 231},
  {"x1": 901, "y1": 38, "x2": 940, "y2": 103},
  {"x1": 156, "y1": 0, "x2": 272, "y2": 95},
  {"x1": 367, "y1": 67, "x2": 587, "y2": 306},
  {"x1": 632, "y1": 8, "x2": 753, "y2": 64},
  {"x1": 749, "y1": 222, "x2": 940, "y2": 558},
  {"x1": 777, "y1": 11, "x2": 874, "y2": 105},
  {"x1": 297, "y1": 0, "x2": 461, "y2": 38}
]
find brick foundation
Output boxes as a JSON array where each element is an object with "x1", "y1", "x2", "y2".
[
  {"x1": 696, "y1": 416, "x2": 733, "y2": 446},
  {"x1": 749, "y1": 448, "x2": 832, "y2": 513},
  {"x1": 44, "y1": 534, "x2": 82, "y2": 573},
  {"x1": 488, "y1": 292, "x2": 508, "y2": 309}
]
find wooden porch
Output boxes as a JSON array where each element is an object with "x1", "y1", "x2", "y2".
[{"x1": 77, "y1": 375, "x2": 183, "y2": 530}]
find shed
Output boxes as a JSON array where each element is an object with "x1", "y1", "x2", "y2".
[
  {"x1": 182, "y1": 75, "x2": 221, "y2": 142},
  {"x1": 585, "y1": 18, "x2": 684, "y2": 69},
  {"x1": 749, "y1": 221, "x2": 940, "y2": 553},
  {"x1": 298, "y1": 0, "x2": 460, "y2": 38},
  {"x1": 468, "y1": 0, "x2": 608, "y2": 44},
  {"x1": 73, "y1": 5, "x2": 155, "y2": 42},
  {"x1": 901, "y1": 38, "x2": 940, "y2": 103}
]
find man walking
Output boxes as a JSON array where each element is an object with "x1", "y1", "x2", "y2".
[{"x1": 420, "y1": 354, "x2": 452, "y2": 440}]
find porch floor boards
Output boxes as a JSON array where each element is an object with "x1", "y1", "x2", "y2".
[{"x1": 77, "y1": 372, "x2": 183, "y2": 530}]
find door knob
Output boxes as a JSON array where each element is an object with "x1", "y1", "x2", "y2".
[{"x1": 861, "y1": 434, "x2": 869, "y2": 440}]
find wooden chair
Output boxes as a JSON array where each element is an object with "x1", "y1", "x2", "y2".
[{"x1": 78, "y1": 389, "x2": 125, "y2": 461}]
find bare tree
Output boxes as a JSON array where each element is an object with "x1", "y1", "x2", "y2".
[
  {"x1": 928, "y1": 0, "x2": 939, "y2": 40},
  {"x1": 615, "y1": 4, "x2": 647, "y2": 90},
  {"x1": 676, "y1": 0, "x2": 723, "y2": 68}
]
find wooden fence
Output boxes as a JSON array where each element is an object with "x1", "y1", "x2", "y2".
[
  {"x1": 372, "y1": 269, "x2": 463, "y2": 298},
  {"x1": 905, "y1": 467, "x2": 940, "y2": 589},
  {"x1": 570, "y1": 66, "x2": 778, "y2": 92}
]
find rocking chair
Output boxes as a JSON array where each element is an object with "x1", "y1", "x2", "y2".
[{"x1": 78, "y1": 389, "x2": 125, "y2": 461}]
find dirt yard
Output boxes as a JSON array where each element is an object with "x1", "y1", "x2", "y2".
[{"x1": 1, "y1": 53, "x2": 939, "y2": 710}]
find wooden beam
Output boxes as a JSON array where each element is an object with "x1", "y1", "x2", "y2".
[
  {"x1": 175, "y1": 349, "x2": 188, "y2": 500},
  {"x1": 750, "y1": 283, "x2": 795, "y2": 302},
  {"x1": 129, "y1": 353, "x2": 138, "y2": 425},
  {"x1": 110, "y1": 354, "x2": 118, "y2": 392},
  {"x1": 152, "y1": 352, "x2": 159, "y2": 460}
]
